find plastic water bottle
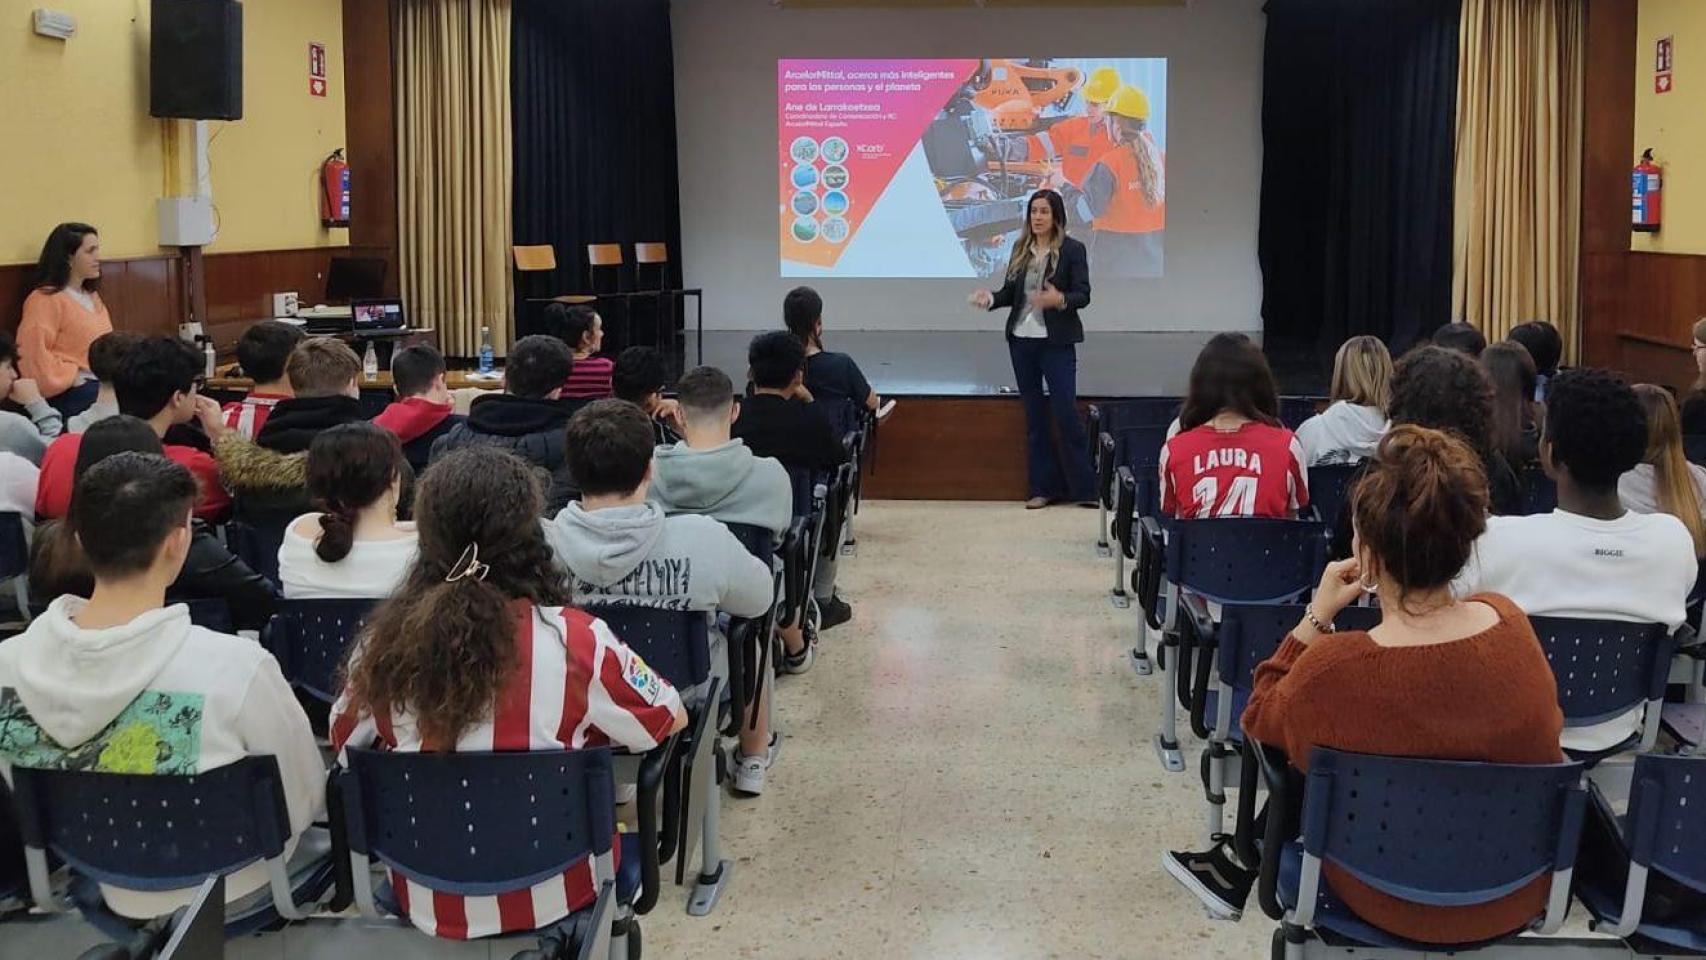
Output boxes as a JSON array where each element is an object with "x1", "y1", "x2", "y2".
[
  {"x1": 362, "y1": 341, "x2": 378, "y2": 380},
  {"x1": 201, "y1": 337, "x2": 216, "y2": 379},
  {"x1": 478, "y1": 326, "x2": 494, "y2": 374}
]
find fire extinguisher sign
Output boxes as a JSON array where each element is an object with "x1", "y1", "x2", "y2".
[
  {"x1": 309, "y1": 42, "x2": 328, "y2": 98},
  {"x1": 1656, "y1": 36, "x2": 1674, "y2": 94}
]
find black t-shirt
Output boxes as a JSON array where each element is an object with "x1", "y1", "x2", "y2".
[
  {"x1": 804, "y1": 350, "x2": 872, "y2": 434},
  {"x1": 733, "y1": 394, "x2": 849, "y2": 473},
  {"x1": 1682, "y1": 391, "x2": 1706, "y2": 438}
]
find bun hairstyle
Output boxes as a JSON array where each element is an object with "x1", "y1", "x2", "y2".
[
  {"x1": 1351, "y1": 425, "x2": 1489, "y2": 609},
  {"x1": 341, "y1": 448, "x2": 571, "y2": 747},
  {"x1": 306, "y1": 423, "x2": 405, "y2": 563}
]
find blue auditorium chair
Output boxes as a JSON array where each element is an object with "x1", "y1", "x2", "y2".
[
  {"x1": 1278, "y1": 396, "x2": 1325, "y2": 432},
  {"x1": 262, "y1": 598, "x2": 378, "y2": 704},
  {"x1": 1137, "y1": 518, "x2": 1329, "y2": 772},
  {"x1": 1088, "y1": 398, "x2": 1180, "y2": 553},
  {"x1": 338, "y1": 746, "x2": 648, "y2": 959},
  {"x1": 1303, "y1": 464, "x2": 1358, "y2": 544},
  {"x1": 9, "y1": 756, "x2": 336, "y2": 945},
  {"x1": 1104, "y1": 424, "x2": 1169, "y2": 613},
  {"x1": 1527, "y1": 615, "x2": 1677, "y2": 763},
  {"x1": 1578, "y1": 754, "x2": 1706, "y2": 951},
  {"x1": 1259, "y1": 746, "x2": 1587, "y2": 958}
]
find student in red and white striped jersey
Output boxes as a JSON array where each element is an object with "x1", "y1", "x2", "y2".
[
  {"x1": 1159, "y1": 333, "x2": 1308, "y2": 519},
  {"x1": 330, "y1": 447, "x2": 687, "y2": 941},
  {"x1": 221, "y1": 321, "x2": 303, "y2": 440}
]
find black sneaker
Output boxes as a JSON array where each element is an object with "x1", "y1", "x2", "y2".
[
  {"x1": 818, "y1": 595, "x2": 853, "y2": 630},
  {"x1": 1162, "y1": 836, "x2": 1254, "y2": 921}
]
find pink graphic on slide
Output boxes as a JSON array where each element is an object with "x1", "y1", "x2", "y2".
[{"x1": 779, "y1": 59, "x2": 977, "y2": 268}]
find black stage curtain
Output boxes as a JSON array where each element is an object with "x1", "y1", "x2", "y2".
[
  {"x1": 1258, "y1": 0, "x2": 1461, "y2": 387},
  {"x1": 511, "y1": 0, "x2": 683, "y2": 348}
]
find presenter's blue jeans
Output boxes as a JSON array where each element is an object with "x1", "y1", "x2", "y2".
[{"x1": 1008, "y1": 338, "x2": 1095, "y2": 502}]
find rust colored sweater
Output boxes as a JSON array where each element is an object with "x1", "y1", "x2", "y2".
[
  {"x1": 18, "y1": 288, "x2": 113, "y2": 398},
  {"x1": 1241, "y1": 593, "x2": 1564, "y2": 944}
]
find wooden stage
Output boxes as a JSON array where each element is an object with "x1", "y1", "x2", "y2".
[{"x1": 861, "y1": 395, "x2": 1098, "y2": 502}]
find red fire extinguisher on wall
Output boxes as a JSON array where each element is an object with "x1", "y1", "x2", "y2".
[
  {"x1": 1633, "y1": 148, "x2": 1662, "y2": 234},
  {"x1": 321, "y1": 149, "x2": 351, "y2": 228}
]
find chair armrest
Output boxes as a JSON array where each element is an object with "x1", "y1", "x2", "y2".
[
  {"x1": 1098, "y1": 432, "x2": 1118, "y2": 509},
  {"x1": 323, "y1": 767, "x2": 354, "y2": 913},
  {"x1": 722, "y1": 617, "x2": 757, "y2": 738},
  {"x1": 1674, "y1": 622, "x2": 1702, "y2": 652},
  {"x1": 1135, "y1": 516, "x2": 1168, "y2": 629},
  {"x1": 1113, "y1": 466, "x2": 1137, "y2": 559},
  {"x1": 1253, "y1": 740, "x2": 1295, "y2": 922},
  {"x1": 631, "y1": 732, "x2": 680, "y2": 916},
  {"x1": 1186, "y1": 612, "x2": 1218, "y2": 740}
]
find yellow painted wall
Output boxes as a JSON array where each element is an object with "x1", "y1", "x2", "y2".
[
  {"x1": 1634, "y1": 0, "x2": 1706, "y2": 256},
  {"x1": 0, "y1": 0, "x2": 348, "y2": 263}
]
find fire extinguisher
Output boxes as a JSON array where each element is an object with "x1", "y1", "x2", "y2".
[
  {"x1": 1633, "y1": 148, "x2": 1662, "y2": 234},
  {"x1": 320, "y1": 149, "x2": 351, "y2": 228}
]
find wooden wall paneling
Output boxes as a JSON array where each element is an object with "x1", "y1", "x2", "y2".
[
  {"x1": 862, "y1": 398, "x2": 1031, "y2": 500},
  {"x1": 342, "y1": 0, "x2": 400, "y2": 296},
  {"x1": 1579, "y1": 0, "x2": 1638, "y2": 367},
  {"x1": 0, "y1": 255, "x2": 181, "y2": 336}
]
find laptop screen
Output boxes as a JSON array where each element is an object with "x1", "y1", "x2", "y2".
[{"x1": 352, "y1": 298, "x2": 406, "y2": 331}]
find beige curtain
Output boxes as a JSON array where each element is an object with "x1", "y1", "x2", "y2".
[
  {"x1": 396, "y1": 0, "x2": 513, "y2": 357},
  {"x1": 1452, "y1": 0, "x2": 1584, "y2": 361}
]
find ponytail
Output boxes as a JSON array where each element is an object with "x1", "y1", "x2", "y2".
[{"x1": 313, "y1": 502, "x2": 358, "y2": 563}]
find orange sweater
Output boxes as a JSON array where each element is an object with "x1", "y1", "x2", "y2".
[
  {"x1": 1241, "y1": 593, "x2": 1564, "y2": 945},
  {"x1": 17, "y1": 288, "x2": 114, "y2": 398}
]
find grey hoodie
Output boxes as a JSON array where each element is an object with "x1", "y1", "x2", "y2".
[
  {"x1": 648, "y1": 439, "x2": 792, "y2": 538},
  {"x1": 543, "y1": 501, "x2": 772, "y2": 618},
  {"x1": 0, "y1": 597, "x2": 324, "y2": 918},
  {"x1": 0, "y1": 399, "x2": 63, "y2": 464}
]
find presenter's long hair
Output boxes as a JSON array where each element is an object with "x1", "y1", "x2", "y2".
[{"x1": 1004, "y1": 189, "x2": 1068, "y2": 281}]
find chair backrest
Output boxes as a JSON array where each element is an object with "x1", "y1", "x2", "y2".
[
  {"x1": 578, "y1": 603, "x2": 710, "y2": 692},
  {"x1": 1164, "y1": 518, "x2": 1328, "y2": 605},
  {"x1": 263, "y1": 598, "x2": 378, "y2": 702},
  {"x1": 1302, "y1": 747, "x2": 1586, "y2": 910},
  {"x1": 341, "y1": 747, "x2": 614, "y2": 896},
  {"x1": 225, "y1": 512, "x2": 292, "y2": 588},
  {"x1": 1683, "y1": 434, "x2": 1706, "y2": 468},
  {"x1": 634, "y1": 242, "x2": 668, "y2": 265},
  {"x1": 1527, "y1": 615, "x2": 1674, "y2": 729},
  {"x1": 1305, "y1": 463, "x2": 1358, "y2": 531},
  {"x1": 181, "y1": 597, "x2": 233, "y2": 634},
  {"x1": 9, "y1": 756, "x2": 292, "y2": 892},
  {"x1": 0, "y1": 512, "x2": 28, "y2": 580},
  {"x1": 724, "y1": 521, "x2": 776, "y2": 566},
  {"x1": 1113, "y1": 424, "x2": 1170, "y2": 519},
  {"x1": 1518, "y1": 467, "x2": 1558, "y2": 516},
  {"x1": 587, "y1": 243, "x2": 623, "y2": 267},
  {"x1": 1279, "y1": 396, "x2": 1325, "y2": 431},
  {"x1": 1089, "y1": 397, "x2": 1182, "y2": 434},
  {"x1": 1626, "y1": 754, "x2": 1706, "y2": 893},
  {"x1": 1217, "y1": 604, "x2": 1382, "y2": 698},
  {"x1": 784, "y1": 466, "x2": 817, "y2": 519},
  {"x1": 512, "y1": 244, "x2": 557, "y2": 273}
]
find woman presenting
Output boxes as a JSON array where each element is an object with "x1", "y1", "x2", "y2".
[
  {"x1": 19, "y1": 222, "x2": 114, "y2": 418},
  {"x1": 970, "y1": 189, "x2": 1096, "y2": 509}
]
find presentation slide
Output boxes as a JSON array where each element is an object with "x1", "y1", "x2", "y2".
[{"x1": 779, "y1": 58, "x2": 1167, "y2": 282}]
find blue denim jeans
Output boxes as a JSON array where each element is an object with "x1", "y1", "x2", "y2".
[{"x1": 1008, "y1": 338, "x2": 1095, "y2": 502}]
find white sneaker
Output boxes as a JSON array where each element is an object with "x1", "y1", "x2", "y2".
[
  {"x1": 781, "y1": 638, "x2": 816, "y2": 675},
  {"x1": 731, "y1": 750, "x2": 769, "y2": 797}
]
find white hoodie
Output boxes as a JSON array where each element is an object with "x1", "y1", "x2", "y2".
[
  {"x1": 1294, "y1": 402, "x2": 1389, "y2": 467},
  {"x1": 0, "y1": 597, "x2": 324, "y2": 918}
]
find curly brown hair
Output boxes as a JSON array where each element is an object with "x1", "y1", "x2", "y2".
[
  {"x1": 341, "y1": 447, "x2": 571, "y2": 747},
  {"x1": 1351, "y1": 424, "x2": 1488, "y2": 612}
]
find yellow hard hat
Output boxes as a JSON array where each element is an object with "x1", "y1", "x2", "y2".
[
  {"x1": 1106, "y1": 85, "x2": 1151, "y2": 121},
  {"x1": 1083, "y1": 67, "x2": 1121, "y2": 104}
]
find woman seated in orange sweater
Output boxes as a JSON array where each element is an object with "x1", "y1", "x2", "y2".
[
  {"x1": 1163, "y1": 425, "x2": 1565, "y2": 945},
  {"x1": 18, "y1": 222, "x2": 114, "y2": 419}
]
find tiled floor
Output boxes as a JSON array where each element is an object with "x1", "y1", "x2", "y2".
[{"x1": 644, "y1": 500, "x2": 1269, "y2": 959}]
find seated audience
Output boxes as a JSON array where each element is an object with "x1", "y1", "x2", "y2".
[
  {"x1": 1165, "y1": 426, "x2": 1563, "y2": 942},
  {"x1": 36, "y1": 336, "x2": 231, "y2": 522},
  {"x1": 17, "y1": 222, "x2": 113, "y2": 417},
  {"x1": 1431, "y1": 321, "x2": 1486, "y2": 357},
  {"x1": 1159, "y1": 333, "x2": 1308, "y2": 518},
  {"x1": 330, "y1": 447, "x2": 686, "y2": 940},
  {"x1": 1455, "y1": 368, "x2": 1695, "y2": 752},
  {"x1": 0, "y1": 451, "x2": 321, "y2": 918},
  {"x1": 1481, "y1": 340, "x2": 1541, "y2": 470},
  {"x1": 65, "y1": 331, "x2": 141, "y2": 434},
  {"x1": 784, "y1": 286, "x2": 882, "y2": 433},
  {"x1": 547, "y1": 400, "x2": 781, "y2": 793},
  {"x1": 1388, "y1": 345, "x2": 1520, "y2": 515},
  {"x1": 1682, "y1": 317, "x2": 1706, "y2": 436},
  {"x1": 0, "y1": 452, "x2": 38, "y2": 520},
  {"x1": 222, "y1": 320, "x2": 304, "y2": 440},
  {"x1": 0, "y1": 332, "x2": 63, "y2": 462},
  {"x1": 255, "y1": 337, "x2": 364, "y2": 453},
  {"x1": 431, "y1": 335, "x2": 582, "y2": 513},
  {"x1": 547, "y1": 303, "x2": 614, "y2": 400},
  {"x1": 613, "y1": 345, "x2": 683, "y2": 445},
  {"x1": 30, "y1": 416, "x2": 275, "y2": 629},
  {"x1": 371, "y1": 344, "x2": 461, "y2": 474},
  {"x1": 1293, "y1": 335, "x2": 1390, "y2": 466},
  {"x1": 1620, "y1": 384, "x2": 1706, "y2": 557},
  {"x1": 1508, "y1": 320, "x2": 1563, "y2": 402},
  {"x1": 734, "y1": 330, "x2": 854, "y2": 630},
  {"x1": 649, "y1": 366, "x2": 792, "y2": 539},
  {"x1": 279, "y1": 423, "x2": 417, "y2": 599}
]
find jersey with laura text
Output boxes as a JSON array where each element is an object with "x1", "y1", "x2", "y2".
[{"x1": 1159, "y1": 421, "x2": 1309, "y2": 519}]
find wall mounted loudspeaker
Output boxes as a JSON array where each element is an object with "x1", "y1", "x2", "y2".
[{"x1": 150, "y1": 0, "x2": 243, "y2": 121}]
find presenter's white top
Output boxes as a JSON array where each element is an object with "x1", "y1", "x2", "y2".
[{"x1": 1012, "y1": 255, "x2": 1049, "y2": 339}]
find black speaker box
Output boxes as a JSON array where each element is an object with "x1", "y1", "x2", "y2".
[{"x1": 150, "y1": 0, "x2": 243, "y2": 121}]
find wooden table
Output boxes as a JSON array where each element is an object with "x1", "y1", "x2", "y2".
[{"x1": 206, "y1": 364, "x2": 504, "y2": 394}]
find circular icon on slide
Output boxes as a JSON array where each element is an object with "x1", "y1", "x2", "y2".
[
  {"x1": 822, "y1": 165, "x2": 849, "y2": 190},
  {"x1": 790, "y1": 164, "x2": 819, "y2": 190},
  {"x1": 791, "y1": 217, "x2": 820, "y2": 243},
  {"x1": 791, "y1": 191, "x2": 819, "y2": 216},
  {"x1": 790, "y1": 137, "x2": 819, "y2": 164},
  {"x1": 821, "y1": 217, "x2": 850, "y2": 245},
  {"x1": 821, "y1": 137, "x2": 849, "y2": 164},
  {"x1": 821, "y1": 190, "x2": 849, "y2": 216}
]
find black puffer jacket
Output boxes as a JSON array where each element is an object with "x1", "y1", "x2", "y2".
[
  {"x1": 255, "y1": 395, "x2": 367, "y2": 453},
  {"x1": 429, "y1": 394, "x2": 587, "y2": 513}
]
